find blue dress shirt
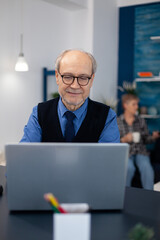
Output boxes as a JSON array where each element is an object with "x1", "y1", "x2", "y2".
[{"x1": 20, "y1": 98, "x2": 120, "y2": 143}]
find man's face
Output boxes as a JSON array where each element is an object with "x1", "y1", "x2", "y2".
[
  {"x1": 124, "y1": 99, "x2": 139, "y2": 115},
  {"x1": 55, "y1": 50, "x2": 94, "y2": 111}
]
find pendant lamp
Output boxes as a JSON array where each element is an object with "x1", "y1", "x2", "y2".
[
  {"x1": 15, "y1": 34, "x2": 29, "y2": 71},
  {"x1": 15, "y1": 0, "x2": 29, "y2": 72}
]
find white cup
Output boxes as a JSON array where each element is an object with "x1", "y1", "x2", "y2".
[
  {"x1": 132, "y1": 132, "x2": 140, "y2": 143},
  {"x1": 53, "y1": 213, "x2": 91, "y2": 240}
]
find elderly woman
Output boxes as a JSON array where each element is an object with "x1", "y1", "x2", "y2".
[{"x1": 117, "y1": 94, "x2": 159, "y2": 190}]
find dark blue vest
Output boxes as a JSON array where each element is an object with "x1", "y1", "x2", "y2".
[{"x1": 38, "y1": 98, "x2": 110, "y2": 142}]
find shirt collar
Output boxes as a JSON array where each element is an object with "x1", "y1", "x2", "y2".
[
  {"x1": 58, "y1": 97, "x2": 88, "y2": 119},
  {"x1": 120, "y1": 114, "x2": 138, "y2": 122}
]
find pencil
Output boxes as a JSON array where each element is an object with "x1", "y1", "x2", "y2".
[
  {"x1": 44, "y1": 194, "x2": 60, "y2": 213},
  {"x1": 48, "y1": 194, "x2": 67, "y2": 213},
  {"x1": 44, "y1": 193, "x2": 67, "y2": 213}
]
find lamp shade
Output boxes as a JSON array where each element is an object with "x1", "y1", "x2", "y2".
[{"x1": 15, "y1": 53, "x2": 29, "y2": 72}]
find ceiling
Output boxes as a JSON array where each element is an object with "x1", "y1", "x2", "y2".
[{"x1": 41, "y1": 0, "x2": 88, "y2": 11}]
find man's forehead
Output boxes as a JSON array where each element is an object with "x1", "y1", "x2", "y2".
[{"x1": 59, "y1": 51, "x2": 92, "y2": 73}]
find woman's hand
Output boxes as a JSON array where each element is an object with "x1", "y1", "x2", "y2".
[
  {"x1": 152, "y1": 131, "x2": 160, "y2": 140},
  {"x1": 121, "y1": 133, "x2": 133, "y2": 143}
]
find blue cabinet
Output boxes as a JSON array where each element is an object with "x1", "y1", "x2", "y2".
[{"x1": 136, "y1": 78, "x2": 160, "y2": 133}]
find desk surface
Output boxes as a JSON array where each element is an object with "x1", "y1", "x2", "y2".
[{"x1": 1, "y1": 166, "x2": 160, "y2": 240}]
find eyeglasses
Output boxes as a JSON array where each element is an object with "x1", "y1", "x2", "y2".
[{"x1": 59, "y1": 72, "x2": 92, "y2": 86}]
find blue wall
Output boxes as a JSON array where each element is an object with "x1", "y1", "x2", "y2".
[
  {"x1": 134, "y1": 4, "x2": 160, "y2": 78},
  {"x1": 118, "y1": 3, "x2": 160, "y2": 115},
  {"x1": 118, "y1": 6, "x2": 135, "y2": 115}
]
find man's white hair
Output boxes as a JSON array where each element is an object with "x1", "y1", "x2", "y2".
[{"x1": 55, "y1": 49, "x2": 97, "y2": 74}]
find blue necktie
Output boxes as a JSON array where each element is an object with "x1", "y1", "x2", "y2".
[{"x1": 65, "y1": 111, "x2": 76, "y2": 142}]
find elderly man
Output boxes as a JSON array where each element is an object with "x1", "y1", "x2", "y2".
[{"x1": 20, "y1": 49, "x2": 120, "y2": 143}]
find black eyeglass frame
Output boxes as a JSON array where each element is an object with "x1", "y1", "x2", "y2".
[{"x1": 58, "y1": 72, "x2": 92, "y2": 86}]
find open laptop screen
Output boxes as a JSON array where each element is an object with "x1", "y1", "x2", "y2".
[{"x1": 5, "y1": 143, "x2": 129, "y2": 211}]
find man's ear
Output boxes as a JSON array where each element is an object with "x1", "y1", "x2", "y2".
[
  {"x1": 55, "y1": 70, "x2": 59, "y2": 85},
  {"x1": 90, "y1": 74, "x2": 95, "y2": 87}
]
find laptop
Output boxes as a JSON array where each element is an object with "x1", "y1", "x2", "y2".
[{"x1": 5, "y1": 143, "x2": 129, "y2": 211}]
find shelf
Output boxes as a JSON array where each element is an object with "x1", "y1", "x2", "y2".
[
  {"x1": 136, "y1": 79, "x2": 160, "y2": 82},
  {"x1": 140, "y1": 114, "x2": 160, "y2": 119},
  {"x1": 150, "y1": 36, "x2": 160, "y2": 42}
]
